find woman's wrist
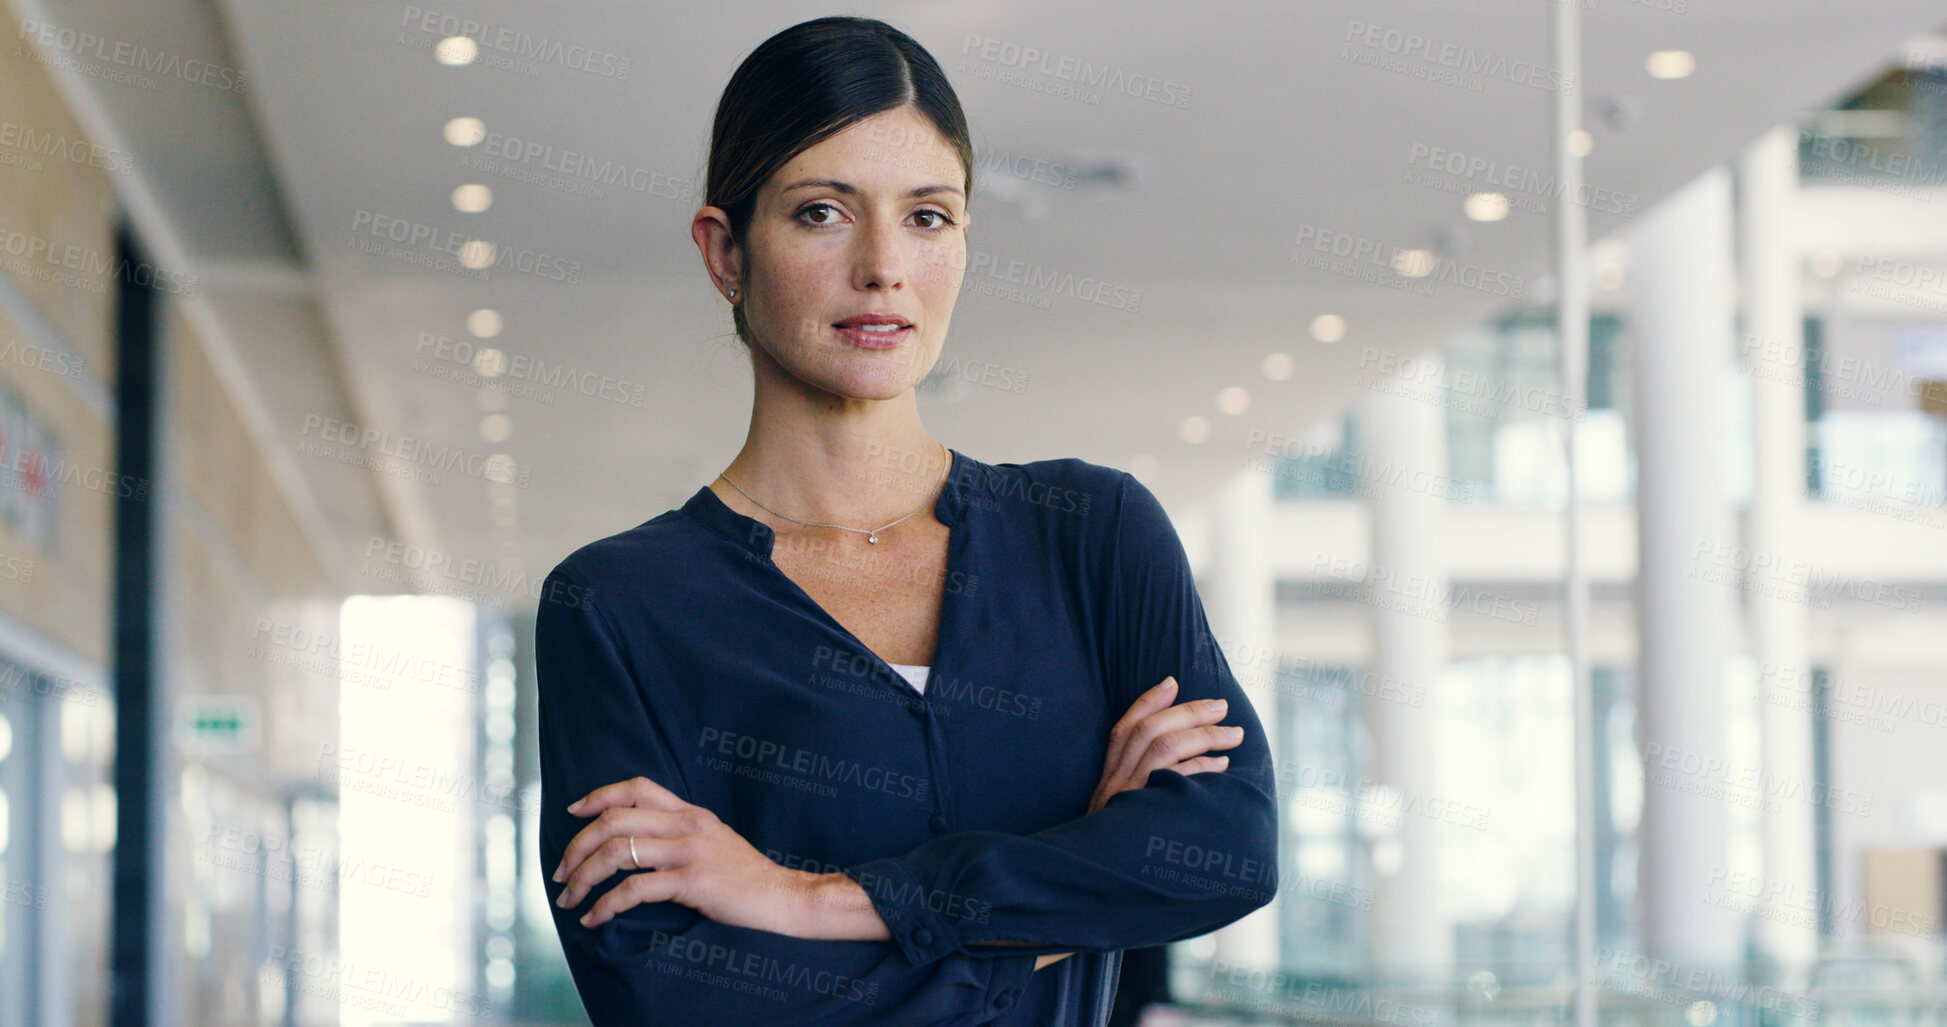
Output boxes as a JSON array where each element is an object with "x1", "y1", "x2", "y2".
[{"x1": 790, "y1": 871, "x2": 893, "y2": 941}]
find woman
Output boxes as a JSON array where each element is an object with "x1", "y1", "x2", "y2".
[{"x1": 536, "y1": 16, "x2": 1278, "y2": 1026}]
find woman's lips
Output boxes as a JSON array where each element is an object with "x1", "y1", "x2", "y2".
[{"x1": 833, "y1": 324, "x2": 911, "y2": 349}]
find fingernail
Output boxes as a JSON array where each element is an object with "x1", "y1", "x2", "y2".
[
  {"x1": 1225, "y1": 726, "x2": 1244, "y2": 739},
  {"x1": 1162, "y1": 678, "x2": 1177, "y2": 691},
  {"x1": 567, "y1": 800, "x2": 584, "y2": 814},
  {"x1": 551, "y1": 864, "x2": 564, "y2": 883},
  {"x1": 556, "y1": 892, "x2": 569, "y2": 907},
  {"x1": 1216, "y1": 756, "x2": 1230, "y2": 766},
  {"x1": 1204, "y1": 699, "x2": 1227, "y2": 712},
  {"x1": 579, "y1": 913, "x2": 593, "y2": 927}
]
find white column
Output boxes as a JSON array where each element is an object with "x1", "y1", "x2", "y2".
[
  {"x1": 1357, "y1": 354, "x2": 1450, "y2": 983},
  {"x1": 1206, "y1": 465, "x2": 1281, "y2": 970},
  {"x1": 1628, "y1": 166, "x2": 1745, "y2": 969},
  {"x1": 1739, "y1": 125, "x2": 1821, "y2": 970}
]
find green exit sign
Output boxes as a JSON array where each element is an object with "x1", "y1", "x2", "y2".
[{"x1": 176, "y1": 697, "x2": 260, "y2": 755}]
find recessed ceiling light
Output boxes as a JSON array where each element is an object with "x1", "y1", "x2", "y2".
[
  {"x1": 1567, "y1": 129, "x2": 1594, "y2": 157},
  {"x1": 1595, "y1": 261, "x2": 1626, "y2": 291},
  {"x1": 467, "y1": 309, "x2": 503, "y2": 338},
  {"x1": 444, "y1": 117, "x2": 485, "y2": 146},
  {"x1": 452, "y1": 183, "x2": 492, "y2": 213},
  {"x1": 1217, "y1": 387, "x2": 1251, "y2": 415},
  {"x1": 435, "y1": 36, "x2": 478, "y2": 66},
  {"x1": 1464, "y1": 192, "x2": 1510, "y2": 222},
  {"x1": 480, "y1": 414, "x2": 513, "y2": 443},
  {"x1": 1178, "y1": 416, "x2": 1210, "y2": 444},
  {"x1": 1262, "y1": 352, "x2": 1295, "y2": 381},
  {"x1": 459, "y1": 240, "x2": 495, "y2": 269},
  {"x1": 1309, "y1": 314, "x2": 1347, "y2": 343},
  {"x1": 1646, "y1": 50, "x2": 1695, "y2": 79},
  {"x1": 1393, "y1": 249, "x2": 1436, "y2": 277}
]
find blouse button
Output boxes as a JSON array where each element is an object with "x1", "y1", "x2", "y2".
[
  {"x1": 928, "y1": 813, "x2": 948, "y2": 833},
  {"x1": 913, "y1": 927, "x2": 934, "y2": 946},
  {"x1": 907, "y1": 701, "x2": 925, "y2": 719},
  {"x1": 996, "y1": 987, "x2": 1020, "y2": 1009}
]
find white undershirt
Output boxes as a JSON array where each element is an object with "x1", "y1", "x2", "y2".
[{"x1": 888, "y1": 662, "x2": 931, "y2": 693}]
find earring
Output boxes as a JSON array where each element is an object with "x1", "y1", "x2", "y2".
[{"x1": 727, "y1": 288, "x2": 737, "y2": 298}]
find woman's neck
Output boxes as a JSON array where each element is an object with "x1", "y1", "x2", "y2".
[{"x1": 713, "y1": 390, "x2": 949, "y2": 531}]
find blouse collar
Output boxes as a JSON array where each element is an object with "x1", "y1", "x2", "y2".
[{"x1": 680, "y1": 447, "x2": 972, "y2": 558}]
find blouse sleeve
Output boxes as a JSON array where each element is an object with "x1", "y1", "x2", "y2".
[
  {"x1": 534, "y1": 570, "x2": 1038, "y2": 1027},
  {"x1": 839, "y1": 470, "x2": 1280, "y2": 967}
]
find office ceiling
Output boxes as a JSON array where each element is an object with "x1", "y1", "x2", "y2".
[{"x1": 21, "y1": 0, "x2": 1947, "y2": 592}]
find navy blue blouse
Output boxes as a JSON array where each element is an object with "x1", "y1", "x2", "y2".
[{"x1": 535, "y1": 449, "x2": 1279, "y2": 1026}]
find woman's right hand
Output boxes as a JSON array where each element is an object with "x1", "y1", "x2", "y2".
[{"x1": 1086, "y1": 676, "x2": 1242, "y2": 815}]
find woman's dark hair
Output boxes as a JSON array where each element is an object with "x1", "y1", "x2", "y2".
[{"x1": 706, "y1": 16, "x2": 974, "y2": 347}]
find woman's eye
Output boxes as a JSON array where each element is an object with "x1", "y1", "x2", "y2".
[
  {"x1": 915, "y1": 210, "x2": 957, "y2": 230},
  {"x1": 798, "y1": 203, "x2": 841, "y2": 226}
]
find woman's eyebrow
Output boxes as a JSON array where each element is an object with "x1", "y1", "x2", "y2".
[{"x1": 780, "y1": 178, "x2": 963, "y2": 199}]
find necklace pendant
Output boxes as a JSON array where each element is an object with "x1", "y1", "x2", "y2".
[{"x1": 867, "y1": 533, "x2": 879, "y2": 544}]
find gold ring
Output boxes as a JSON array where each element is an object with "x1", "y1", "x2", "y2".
[{"x1": 628, "y1": 835, "x2": 640, "y2": 870}]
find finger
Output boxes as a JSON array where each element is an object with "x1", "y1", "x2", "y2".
[
  {"x1": 1171, "y1": 754, "x2": 1231, "y2": 777},
  {"x1": 559, "y1": 831, "x2": 698, "y2": 909},
  {"x1": 580, "y1": 867, "x2": 686, "y2": 928},
  {"x1": 1107, "y1": 697, "x2": 1228, "y2": 789},
  {"x1": 554, "y1": 806, "x2": 694, "y2": 892},
  {"x1": 1138, "y1": 723, "x2": 1246, "y2": 774},
  {"x1": 1104, "y1": 677, "x2": 1178, "y2": 773},
  {"x1": 567, "y1": 775, "x2": 686, "y2": 818}
]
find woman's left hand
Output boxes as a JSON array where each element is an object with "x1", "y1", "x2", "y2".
[{"x1": 552, "y1": 775, "x2": 813, "y2": 933}]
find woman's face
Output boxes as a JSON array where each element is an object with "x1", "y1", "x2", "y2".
[{"x1": 726, "y1": 106, "x2": 970, "y2": 401}]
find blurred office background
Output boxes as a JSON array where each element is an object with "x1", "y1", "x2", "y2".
[{"x1": 1, "y1": 0, "x2": 1945, "y2": 1024}]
